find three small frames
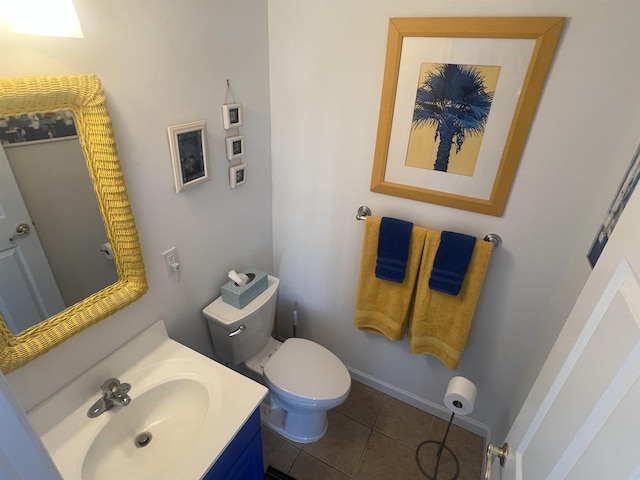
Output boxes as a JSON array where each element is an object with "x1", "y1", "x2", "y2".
[{"x1": 223, "y1": 100, "x2": 247, "y2": 189}]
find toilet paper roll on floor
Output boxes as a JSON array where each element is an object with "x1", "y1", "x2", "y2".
[{"x1": 444, "y1": 376, "x2": 477, "y2": 416}]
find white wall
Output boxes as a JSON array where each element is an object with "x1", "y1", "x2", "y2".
[
  {"x1": 269, "y1": 1, "x2": 640, "y2": 441},
  {"x1": 4, "y1": 0, "x2": 273, "y2": 410}
]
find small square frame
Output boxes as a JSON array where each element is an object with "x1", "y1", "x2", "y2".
[
  {"x1": 167, "y1": 120, "x2": 209, "y2": 193},
  {"x1": 222, "y1": 103, "x2": 243, "y2": 129},
  {"x1": 230, "y1": 163, "x2": 247, "y2": 188},
  {"x1": 226, "y1": 134, "x2": 245, "y2": 160}
]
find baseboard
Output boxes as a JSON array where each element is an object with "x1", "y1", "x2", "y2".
[{"x1": 346, "y1": 365, "x2": 491, "y2": 441}]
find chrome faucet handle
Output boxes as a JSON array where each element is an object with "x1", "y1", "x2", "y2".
[
  {"x1": 100, "y1": 377, "x2": 131, "y2": 405},
  {"x1": 87, "y1": 377, "x2": 131, "y2": 417},
  {"x1": 101, "y1": 377, "x2": 130, "y2": 394}
]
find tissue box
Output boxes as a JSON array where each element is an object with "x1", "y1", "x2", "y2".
[{"x1": 221, "y1": 269, "x2": 268, "y2": 309}]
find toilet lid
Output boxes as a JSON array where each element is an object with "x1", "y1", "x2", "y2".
[{"x1": 263, "y1": 338, "x2": 350, "y2": 401}]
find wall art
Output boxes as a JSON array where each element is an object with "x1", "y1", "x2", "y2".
[
  {"x1": 168, "y1": 121, "x2": 209, "y2": 192},
  {"x1": 370, "y1": 17, "x2": 565, "y2": 216},
  {"x1": 226, "y1": 134, "x2": 245, "y2": 160},
  {"x1": 0, "y1": 111, "x2": 77, "y2": 146},
  {"x1": 229, "y1": 163, "x2": 247, "y2": 188},
  {"x1": 587, "y1": 143, "x2": 640, "y2": 267},
  {"x1": 222, "y1": 103, "x2": 243, "y2": 130}
]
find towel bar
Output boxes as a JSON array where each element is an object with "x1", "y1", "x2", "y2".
[{"x1": 355, "y1": 205, "x2": 502, "y2": 248}]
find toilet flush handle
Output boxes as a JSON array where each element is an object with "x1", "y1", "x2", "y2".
[{"x1": 228, "y1": 325, "x2": 246, "y2": 337}]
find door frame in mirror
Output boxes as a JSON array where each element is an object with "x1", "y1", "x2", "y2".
[{"x1": 0, "y1": 75, "x2": 148, "y2": 373}]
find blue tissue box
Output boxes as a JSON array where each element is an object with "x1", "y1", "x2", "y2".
[{"x1": 221, "y1": 269, "x2": 268, "y2": 309}]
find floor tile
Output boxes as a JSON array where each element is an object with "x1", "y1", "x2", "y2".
[
  {"x1": 261, "y1": 427, "x2": 301, "y2": 474},
  {"x1": 415, "y1": 438, "x2": 463, "y2": 479},
  {"x1": 373, "y1": 395, "x2": 438, "y2": 450},
  {"x1": 353, "y1": 431, "x2": 426, "y2": 480},
  {"x1": 334, "y1": 380, "x2": 386, "y2": 427},
  {"x1": 289, "y1": 451, "x2": 350, "y2": 480},
  {"x1": 261, "y1": 384, "x2": 485, "y2": 480},
  {"x1": 430, "y1": 417, "x2": 485, "y2": 480},
  {"x1": 302, "y1": 410, "x2": 370, "y2": 476}
]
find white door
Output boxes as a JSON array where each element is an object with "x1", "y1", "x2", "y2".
[
  {"x1": 0, "y1": 145, "x2": 65, "y2": 334},
  {"x1": 491, "y1": 180, "x2": 640, "y2": 479}
]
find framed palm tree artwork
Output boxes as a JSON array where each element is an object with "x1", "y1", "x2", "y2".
[{"x1": 370, "y1": 17, "x2": 565, "y2": 216}]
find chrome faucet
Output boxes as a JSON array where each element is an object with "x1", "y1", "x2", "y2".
[{"x1": 87, "y1": 377, "x2": 131, "y2": 418}]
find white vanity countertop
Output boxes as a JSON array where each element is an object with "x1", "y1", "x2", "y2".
[{"x1": 28, "y1": 320, "x2": 268, "y2": 480}]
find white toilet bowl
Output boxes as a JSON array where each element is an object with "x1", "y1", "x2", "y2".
[{"x1": 259, "y1": 337, "x2": 351, "y2": 442}]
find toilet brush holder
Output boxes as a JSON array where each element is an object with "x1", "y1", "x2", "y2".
[{"x1": 221, "y1": 269, "x2": 268, "y2": 309}]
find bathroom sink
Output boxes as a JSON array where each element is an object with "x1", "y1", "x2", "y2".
[
  {"x1": 82, "y1": 378, "x2": 213, "y2": 480},
  {"x1": 27, "y1": 321, "x2": 267, "y2": 480}
]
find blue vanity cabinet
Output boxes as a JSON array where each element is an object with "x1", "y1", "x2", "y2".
[{"x1": 202, "y1": 408, "x2": 264, "y2": 480}]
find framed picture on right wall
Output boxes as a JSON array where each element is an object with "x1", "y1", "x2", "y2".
[{"x1": 587, "y1": 142, "x2": 640, "y2": 268}]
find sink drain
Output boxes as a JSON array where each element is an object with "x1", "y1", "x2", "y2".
[{"x1": 134, "y1": 432, "x2": 153, "y2": 448}]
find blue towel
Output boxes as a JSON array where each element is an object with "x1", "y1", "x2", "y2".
[
  {"x1": 429, "y1": 231, "x2": 476, "y2": 295},
  {"x1": 375, "y1": 217, "x2": 413, "y2": 283}
]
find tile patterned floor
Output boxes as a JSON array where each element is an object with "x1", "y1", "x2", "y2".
[{"x1": 261, "y1": 380, "x2": 485, "y2": 479}]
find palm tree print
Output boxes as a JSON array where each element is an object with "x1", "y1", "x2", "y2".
[{"x1": 412, "y1": 63, "x2": 494, "y2": 173}]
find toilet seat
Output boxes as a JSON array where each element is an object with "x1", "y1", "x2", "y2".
[{"x1": 263, "y1": 338, "x2": 350, "y2": 404}]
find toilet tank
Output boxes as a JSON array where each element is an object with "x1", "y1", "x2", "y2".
[{"x1": 202, "y1": 275, "x2": 279, "y2": 365}]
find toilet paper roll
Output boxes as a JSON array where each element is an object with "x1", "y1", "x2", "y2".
[
  {"x1": 444, "y1": 376, "x2": 477, "y2": 416},
  {"x1": 100, "y1": 242, "x2": 114, "y2": 261}
]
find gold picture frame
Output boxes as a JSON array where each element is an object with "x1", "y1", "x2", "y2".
[{"x1": 370, "y1": 17, "x2": 565, "y2": 216}]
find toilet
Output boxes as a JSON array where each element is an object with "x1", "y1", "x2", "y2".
[{"x1": 202, "y1": 275, "x2": 351, "y2": 443}]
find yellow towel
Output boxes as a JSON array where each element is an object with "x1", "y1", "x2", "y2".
[
  {"x1": 409, "y1": 230, "x2": 492, "y2": 369},
  {"x1": 354, "y1": 216, "x2": 426, "y2": 340}
]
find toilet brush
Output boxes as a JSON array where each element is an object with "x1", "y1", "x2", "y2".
[{"x1": 292, "y1": 302, "x2": 298, "y2": 338}]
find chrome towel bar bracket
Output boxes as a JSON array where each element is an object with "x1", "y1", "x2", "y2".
[
  {"x1": 356, "y1": 205, "x2": 372, "y2": 221},
  {"x1": 483, "y1": 233, "x2": 502, "y2": 249},
  {"x1": 355, "y1": 205, "x2": 502, "y2": 248}
]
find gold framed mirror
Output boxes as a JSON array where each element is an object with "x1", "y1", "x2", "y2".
[{"x1": 0, "y1": 75, "x2": 147, "y2": 373}]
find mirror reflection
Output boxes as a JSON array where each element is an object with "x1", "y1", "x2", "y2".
[{"x1": 0, "y1": 130, "x2": 118, "y2": 334}]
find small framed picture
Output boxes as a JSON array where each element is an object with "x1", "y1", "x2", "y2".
[
  {"x1": 226, "y1": 135, "x2": 245, "y2": 160},
  {"x1": 230, "y1": 163, "x2": 247, "y2": 188},
  {"x1": 167, "y1": 121, "x2": 209, "y2": 193},
  {"x1": 222, "y1": 103, "x2": 243, "y2": 129}
]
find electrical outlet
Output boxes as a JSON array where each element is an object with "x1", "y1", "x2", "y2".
[{"x1": 162, "y1": 247, "x2": 180, "y2": 275}]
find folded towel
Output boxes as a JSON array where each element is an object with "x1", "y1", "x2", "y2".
[
  {"x1": 375, "y1": 217, "x2": 414, "y2": 283},
  {"x1": 354, "y1": 216, "x2": 426, "y2": 340},
  {"x1": 429, "y1": 231, "x2": 477, "y2": 295},
  {"x1": 409, "y1": 231, "x2": 492, "y2": 369}
]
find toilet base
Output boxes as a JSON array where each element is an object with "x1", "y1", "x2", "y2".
[{"x1": 260, "y1": 395, "x2": 328, "y2": 443}]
